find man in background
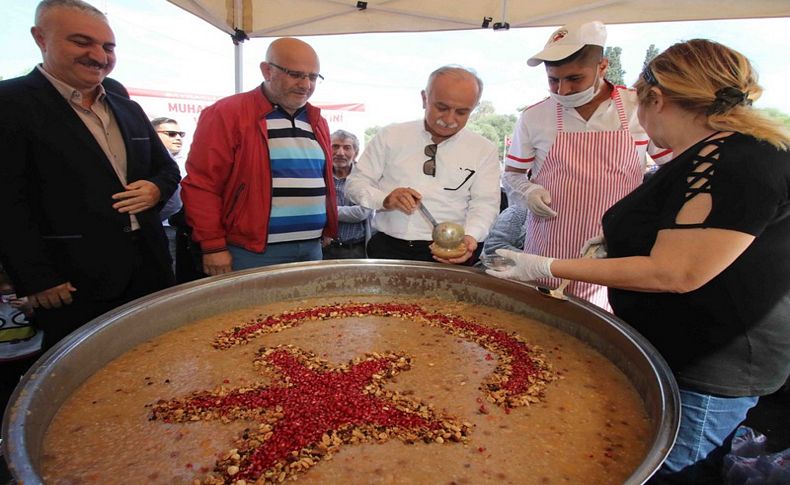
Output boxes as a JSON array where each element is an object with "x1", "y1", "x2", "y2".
[
  {"x1": 153, "y1": 117, "x2": 204, "y2": 282},
  {"x1": 181, "y1": 37, "x2": 337, "y2": 275},
  {"x1": 153, "y1": 117, "x2": 186, "y2": 165},
  {"x1": 480, "y1": 205, "x2": 527, "y2": 262},
  {"x1": 346, "y1": 66, "x2": 501, "y2": 264},
  {"x1": 0, "y1": 0, "x2": 179, "y2": 349},
  {"x1": 322, "y1": 130, "x2": 373, "y2": 259},
  {"x1": 152, "y1": 116, "x2": 186, "y2": 267}
]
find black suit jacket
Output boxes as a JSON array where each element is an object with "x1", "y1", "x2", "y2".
[{"x1": 0, "y1": 69, "x2": 180, "y2": 300}]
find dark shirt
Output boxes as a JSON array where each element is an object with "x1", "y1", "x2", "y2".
[{"x1": 602, "y1": 133, "x2": 790, "y2": 396}]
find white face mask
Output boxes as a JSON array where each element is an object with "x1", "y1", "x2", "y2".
[{"x1": 550, "y1": 75, "x2": 599, "y2": 108}]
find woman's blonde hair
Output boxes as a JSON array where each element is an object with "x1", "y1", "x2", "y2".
[{"x1": 635, "y1": 39, "x2": 789, "y2": 150}]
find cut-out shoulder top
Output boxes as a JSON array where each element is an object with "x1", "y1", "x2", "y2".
[{"x1": 602, "y1": 133, "x2": 790, "y2": 396}]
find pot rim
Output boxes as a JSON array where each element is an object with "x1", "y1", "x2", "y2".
[{"x1": 2, "y1": 259, "x2": 680, "y2": 484}]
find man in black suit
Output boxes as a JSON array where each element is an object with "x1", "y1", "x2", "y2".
[{"x1": 0, "y1": 0, "x2": 180, "y2": 350}]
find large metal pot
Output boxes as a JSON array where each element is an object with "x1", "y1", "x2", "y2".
[{"x1": 2, "y1": 260, "x2": 679, "y2": 484}]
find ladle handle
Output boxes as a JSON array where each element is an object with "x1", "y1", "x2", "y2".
[
  {"x1": 555, "y1": 278, "x2": 572, "y2": 293},
  {"x1": 418, "y1": 203, "x2": 439, "y2": 228}
]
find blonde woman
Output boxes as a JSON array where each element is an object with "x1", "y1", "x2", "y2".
[{"x1": 489, "y1": 39, "x2": 790, "y2": 483}]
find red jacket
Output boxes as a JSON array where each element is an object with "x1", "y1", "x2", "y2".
[{"x1": 181, "y1": 86, "x2": 338, "y2": 253}]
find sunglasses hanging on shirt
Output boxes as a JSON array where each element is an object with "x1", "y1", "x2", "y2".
[{"x1": 423, "y1": 143, "x2": 437, "y2": 176}]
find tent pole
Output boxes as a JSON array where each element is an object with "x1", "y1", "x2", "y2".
[
  {"x1": 234, "y1": 0, "x2": 244, "y2": 93},
  {"x1": 234, "y1": 43, "x2": 243, "y2": 93},
  {"x1": 230, "y1": 27, "x2": 249, "y2": 92}
]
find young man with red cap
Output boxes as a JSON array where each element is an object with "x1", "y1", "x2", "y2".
[{"x1": 503, "y1": 20, "x2": 672, "y2": 309}]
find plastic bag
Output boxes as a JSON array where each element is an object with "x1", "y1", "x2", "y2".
[{"x1": 722, "y1": 426, "x2": 790, "y2": 484}]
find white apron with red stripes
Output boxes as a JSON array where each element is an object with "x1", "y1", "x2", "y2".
[{"x1": 523, "y1": 90, "x2": 642, "y2": 310}]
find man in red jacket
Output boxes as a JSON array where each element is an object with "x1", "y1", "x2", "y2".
[{"x1": 181, "y1": 38, "x2": 337, "y2": 275}]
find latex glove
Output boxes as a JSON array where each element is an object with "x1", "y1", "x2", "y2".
[
  {"x1": 524, "y1": 183, "x2": 558, "y2": 218},
  {"x1": 485, "y1": 249, "x2": 554, "y2": 282},
  {"x1": 580, "y1": 234, "x2": 608, "y2": 259},
  {"x1": 502, "y1": 171, "x2": 531, "y2": 209}
]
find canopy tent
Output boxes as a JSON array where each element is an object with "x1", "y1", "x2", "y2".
[{"x1": 165, "y1": 0, "x2": 790, "y2": 91}]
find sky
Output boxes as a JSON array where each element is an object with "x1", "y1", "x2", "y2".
[{"x1": 3, "y1": 0, "x2": 789, "y2": 130}]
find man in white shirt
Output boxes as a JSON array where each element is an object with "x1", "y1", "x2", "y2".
[
  {"x1": 346, "y1": 66, "x2": 501, "y2": 264},
  {"x1": 503, "y1": 20, "x2": 671, "y2": 308}
]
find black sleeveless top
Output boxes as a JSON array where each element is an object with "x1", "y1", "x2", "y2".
[{"x1": 602, "y1": 133, "x2": 790, "y2": 396}]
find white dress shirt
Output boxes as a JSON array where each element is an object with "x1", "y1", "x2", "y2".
[{"x1": 346, "y1": 120, "x2": 501, "y2": 242}]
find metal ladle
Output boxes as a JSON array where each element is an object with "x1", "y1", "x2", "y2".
[
  {"x1": 418, "y1": 202, "x2": 465, "y2": 248},
  {"x1": 537, "y1": 243, "x2": 601, "y2": 300}
]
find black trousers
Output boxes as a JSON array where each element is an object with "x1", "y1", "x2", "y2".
[
  {"x1": 366, "y1": 232, "x2": 433, "y2": 262},
  {"x1": 322, "y1": 239, "x2": 367, "y2": 259},
  {"x1": 174, "y1": 224, "x2": 207, "y2": 284},
  {"x1": 36, "y1": 232, "x2": 173, "y2": 351},
  {"x1": 367, "y1": 232, "x2": 483, "y2": 265},
  {"x1": 168, "y1": 208, "x2": 207, "y2": 284}
]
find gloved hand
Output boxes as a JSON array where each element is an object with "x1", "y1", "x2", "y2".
[
  {"x1": 580, "y1": 234, "x2": 607, "y2": 259},
  {"x1": 524, "y1": 183, "x2": 558, "y2": 218},
  {"x1": 485, "y1": 249, "x2": 554, "y2": 282}
]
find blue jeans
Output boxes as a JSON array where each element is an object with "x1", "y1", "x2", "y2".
[
  {"x1": 650, "y1": 389, "x2": 759, "y2": 484},
  {"x1": 228, "y1": 240, "x2": 322, "y2": 271}
]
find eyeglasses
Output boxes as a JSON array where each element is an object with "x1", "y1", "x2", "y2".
[
  {"x1": 423, "y1": 144, "x2": 437, "y2": 176},
  {"x1": 268, "y1": 62, "x2": 324, "y2": 83},
  {"x1": 157, "y1": 130, "x2": 185, "y2": 138}
]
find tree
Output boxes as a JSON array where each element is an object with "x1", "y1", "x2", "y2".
[
  {"x1": 467, "y1": 120, "x2": 499, "y2": 146},
  {"x1": 642, "y1": 44, "x2": 660, "y2": 70},
  {"x1": 604, "y1": 46, "x2": 625, "y2": 86},
  {"x1": 466, "y1": 101, "x2": 517, "y2": 159},
  {"x1": 471, "y1": 100, "x2": 496, "y2": 121},
  {"x1": 364, "y1": 125, "x2": 381, "y2": 145},
  {"x1": 759, "y1": 108, "x2": 790, "y2": 129}
]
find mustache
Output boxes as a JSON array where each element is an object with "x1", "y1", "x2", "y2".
[
  {"x1": 436, "y1": 119, "x2": 458, "y2": 129},
  {"x1": 78, "y1": 57, "x2": 109, "y2": 69}
]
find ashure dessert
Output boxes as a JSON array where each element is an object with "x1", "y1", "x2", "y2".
[{"x1": 42, "y1": 297, "x2": 651, "y2": 484}]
